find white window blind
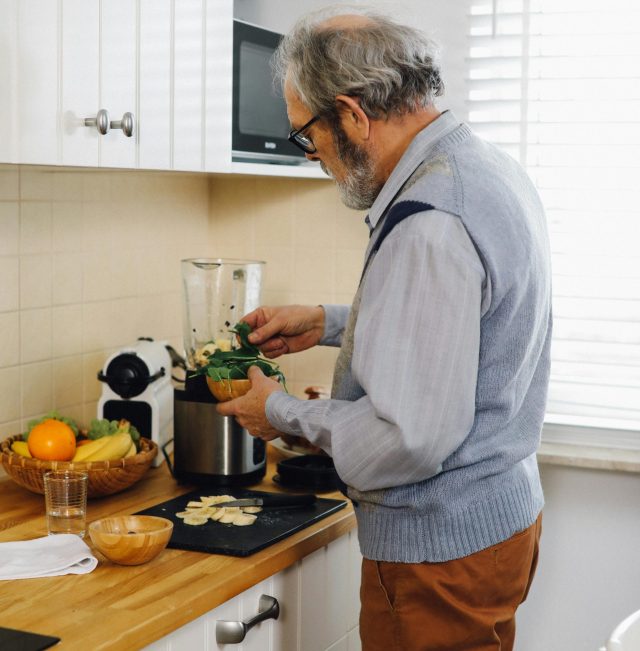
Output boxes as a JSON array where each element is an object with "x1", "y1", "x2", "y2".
[{"x1": 467, "y1": 0, "x2": 640, "y2": 432}]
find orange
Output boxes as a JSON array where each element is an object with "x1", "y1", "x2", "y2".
[{"x1": 27, "y1": 418, "x2": 77, "y2": 461}]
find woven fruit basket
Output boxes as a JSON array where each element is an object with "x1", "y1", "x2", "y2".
[{"x1": 0, "y1": 435, "x2": 158, "y2": 498}]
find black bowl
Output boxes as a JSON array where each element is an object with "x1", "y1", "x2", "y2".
[{"x1": 274, "y1": 454, "x2": 341, "y2": 492}]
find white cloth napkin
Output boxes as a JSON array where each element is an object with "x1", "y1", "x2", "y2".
[{"x1": 0, "y1": 534, "x2": 98, "y2": 580}]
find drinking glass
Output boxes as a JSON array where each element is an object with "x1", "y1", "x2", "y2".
[{"x1": 43, "y1": 470, "x2": 88, "y2": 538}]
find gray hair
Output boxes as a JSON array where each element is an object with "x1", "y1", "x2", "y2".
[{"x1": 273, "y1": 5, "x2": 444, "y2": 119}]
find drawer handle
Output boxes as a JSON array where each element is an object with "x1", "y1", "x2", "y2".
[
  {"x1": 110, "y1": 112, "x2": 135, "y2": 137},
  {"x1": 84, "y1": 109, "x2": 110, "y2": 135},
  {"x1": 215, "y1": 594, "x2": 280, "y2": 644}
]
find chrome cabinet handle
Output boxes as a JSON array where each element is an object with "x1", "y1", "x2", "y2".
[
  {"x1": 110, "y1": 112, "x2": 135, "y2": 137},
  {"x1": 215, "y1": 594, "x2": 280, "y2": 644},
  {"x1": 84, "y1": 109, "x2": 110, "y2": 135}
]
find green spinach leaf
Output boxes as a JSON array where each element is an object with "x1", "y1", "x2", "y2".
[{"x1": 193, "y1": 321, "x2": 287, "y2": 391}]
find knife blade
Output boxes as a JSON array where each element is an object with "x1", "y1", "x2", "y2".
[{"x1": 216, "y1": 494, "x2": 317, "y2": 509}]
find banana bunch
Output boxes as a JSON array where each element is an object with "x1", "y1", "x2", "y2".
[
  {"x1": 72, "y1": 432, "x2": 136, "y2": 462},
  {"x1": 11, "y1": 441, "x2": 32, "y2": 458}
]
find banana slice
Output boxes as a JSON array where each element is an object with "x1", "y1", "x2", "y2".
[
  {"x1": 176, "y1": 510, "x2": 193, "y2": 519},
  {"x1": 209, "y1": 507, "x2": 226, "y2": 521},
  {"x1": 219, "y1": 507, "x2": 240, "y2": 524},
  {"x1": 183, "y1": 514, "x2": 208, "y2": 526},
  {"x1": 200, "y1": 495, "x2": 235, "y2": 506},
  {"x1": 232, "y1": 512, "x2": 257, "y2": 526},
  {"x1": 187, "y1": 501, "x2": 207, "y2": 508},
  {"x1": 241, "y1": 506, "x2": 262, "y2": 514}
]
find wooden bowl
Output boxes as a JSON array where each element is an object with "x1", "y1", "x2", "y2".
[
  {"x1": 206, "y1": 376, "x2": 251, "y2": 402},
  {"x1": 89, "y1": 515, "x2": 173, "y2": 565},
  {"x1": 0, "y1": 435, "x2": 158, "y2": 498}
]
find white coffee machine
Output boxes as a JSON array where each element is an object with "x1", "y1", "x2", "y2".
[{"x1": 97, "y1": 338, "x2": 173, "y2": 467}]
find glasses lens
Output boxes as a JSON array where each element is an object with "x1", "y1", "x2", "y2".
[{"x1": 294, "y1": 133, "x2": 314, "y2": 153}]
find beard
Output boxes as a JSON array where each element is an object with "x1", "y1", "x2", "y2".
[{"x1": 322, "y1": 123, "x2": 382, "y2": 211}]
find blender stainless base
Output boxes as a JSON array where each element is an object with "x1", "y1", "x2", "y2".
[{"x1": 163, "y1": 376, "x2": 266, "y2": 487}]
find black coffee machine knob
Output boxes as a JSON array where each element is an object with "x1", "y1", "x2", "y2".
[{"x1": 98, "y1": 353, "x2": 164, "y2": 400}]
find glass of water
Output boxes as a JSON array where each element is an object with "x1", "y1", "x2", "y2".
[{"x1": 43, "y1": 470, "x2": 89, "y2": 538}]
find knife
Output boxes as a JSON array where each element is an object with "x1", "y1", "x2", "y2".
[{"x1": 216, "y1": 494, "x2": 317, "y2": 509}]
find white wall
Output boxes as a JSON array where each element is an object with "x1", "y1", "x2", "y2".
[
  {"x1": 516, "y1": 464, "x2": 640, "y2": 651},
  {"x1": 365, "y1": 0, "x2": 469, "y2": 119}
]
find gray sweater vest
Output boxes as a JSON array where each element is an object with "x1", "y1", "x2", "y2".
[{"x1": 334, "y1": 123, "x2": 552, "y2": 562}]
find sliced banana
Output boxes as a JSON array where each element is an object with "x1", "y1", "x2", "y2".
[
  {"x1": 178, "y1": 494, "x2": 259, "y2": 526},
  {"x1": 183, "y1": 514, "x2": 208, "y2": 526},
  {"x1": 219, "y1": 507, "x2": 240, "y2": 524},
  {"x1": 232, "y1": 512, "x2": 257, "y2": 526},
  {"x1": 209, "y1": 507, "x2": 226, "y2": 521},
  {"x1": 241, "y1": 506, "x2": 262, "y2": 514}
]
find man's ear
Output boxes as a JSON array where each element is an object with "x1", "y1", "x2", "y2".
[{"x1": 335, "y1": 95, "x2": 371, "y2": 141}]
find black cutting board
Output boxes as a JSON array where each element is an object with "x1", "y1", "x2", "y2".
[
  {"x1": 0, "y1": 627, "x2": 60, "y2": 650},
  {"x1": 135, "y1": 488, "x2": 347, "y2": 557}
]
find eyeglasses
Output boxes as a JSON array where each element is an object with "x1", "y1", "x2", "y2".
[{"x1": 288, "y1": 115, "x2": 321, "y2": 154}]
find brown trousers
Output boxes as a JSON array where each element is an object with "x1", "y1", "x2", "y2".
[{"x1": 360, "y1": 514, "x2": 542, "y2": 651}]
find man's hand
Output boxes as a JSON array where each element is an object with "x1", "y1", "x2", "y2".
[
  {"x1": 215, "y1": 366, "x2": 284, "y2": 440},
  {"x1": 241, "y1": 305, "x2": 325, "y2": 359}
]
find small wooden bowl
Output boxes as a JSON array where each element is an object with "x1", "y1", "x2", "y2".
[
  {"x1": 88, "y1": 515, "x2": 173, "y2": 566},
  {"x1": 206, "y1": 377, "x2": 251, "y2": 402}
]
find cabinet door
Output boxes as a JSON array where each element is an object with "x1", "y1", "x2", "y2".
[
  {"x1": 173, "y1": 0, "x2": 206, "y2": 171},
  {"x1": 301, "y1": 535, "x2": 350, "y2": 651},
  {"x1": 0, "y1": 0, "x2": 18, "y2": 163},
  {"x1": 100, "y1": 0, "x2": 137, "y2": 168},
  {"x1": 61, "y1": 0, "x2": 100, "y2": 167},
  {"x1": 139, "y1": 0, "x2": 172, "y2": 170},
  {"x1": 17, "y1": 0, "x2": 58, "y2": 165},
  {"x1": 204, "y1": 0, "x2": 233, "y2": 172}
]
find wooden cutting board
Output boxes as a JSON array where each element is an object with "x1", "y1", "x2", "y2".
[{"x1": 135, "y1": 488, "x2": 347, "y2": 557}]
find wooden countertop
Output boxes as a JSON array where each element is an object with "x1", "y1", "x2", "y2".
[{"x1": 0, "y1": 447, "x2": 355, "y2": 650}]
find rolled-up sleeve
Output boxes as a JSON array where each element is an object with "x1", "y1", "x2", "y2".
[
  {"x1": 319, "y1": 304, "x2": 351, "y2": 347},
  {"x1": 266, "y1": 210, "x2": 487, "y2": 492}
]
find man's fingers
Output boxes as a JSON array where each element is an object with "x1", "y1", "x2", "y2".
[
  {"x1": 215, "y1": 399, "x2": 238, "y2": 416},
  {"x1": 247, "y1": 365, "x2": 266, "y2": 381},
  {"x1": 248, "y1": 318, "x2": 288, "y2": 345},
  {"x1": 259, "y1": 338, "x2": 289, "y2": 357}
]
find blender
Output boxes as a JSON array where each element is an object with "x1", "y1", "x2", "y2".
[{"x1": 166, "y1": 258, "x2": 267, "y2": 486}]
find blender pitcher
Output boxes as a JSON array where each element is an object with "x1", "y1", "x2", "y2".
[
  {"x1": 168, "y1": 258, "x2": 267, "y2": 487},
  {"x1": 181, "y1": 258, "x2": 265, "y2": 370}
]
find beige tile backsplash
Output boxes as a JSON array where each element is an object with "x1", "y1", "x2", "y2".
[{"x1": 0, "y1": 164, "x2": 367, "y2": 437}]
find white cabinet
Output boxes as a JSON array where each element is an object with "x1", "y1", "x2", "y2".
[
  {"x1": 0, "y1": 0, "x2": 18, "y2": 164},
  {"x1": 7, "y1": 0, "x2": 236, "y2": 173},
  {"x1": 16, "y1": 0, "x2": 58, "y2": 165},
  {"x1": 142, "y1": 529, "x2": 362, "y2": 651},
  {"x1": 59, "y1": 0, "x2": 139, "y2": 168},
  {"x1": 61, "y1": 0, "x2": 101, "y2": 167},
  {"x1": 3, "y1": 0, "x2": 321, "y2": 177},
  {"x1": 100, "y1": 0, "x2": 138, "y2": 169}
]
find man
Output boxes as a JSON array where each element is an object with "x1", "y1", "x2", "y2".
[{"x1": 217, "y1": 6, "x2": 551, "y2": 650}]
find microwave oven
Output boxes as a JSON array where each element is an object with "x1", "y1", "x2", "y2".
[{"x1": 232, "y1": 19, "x2": 310, "y2": 165}]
